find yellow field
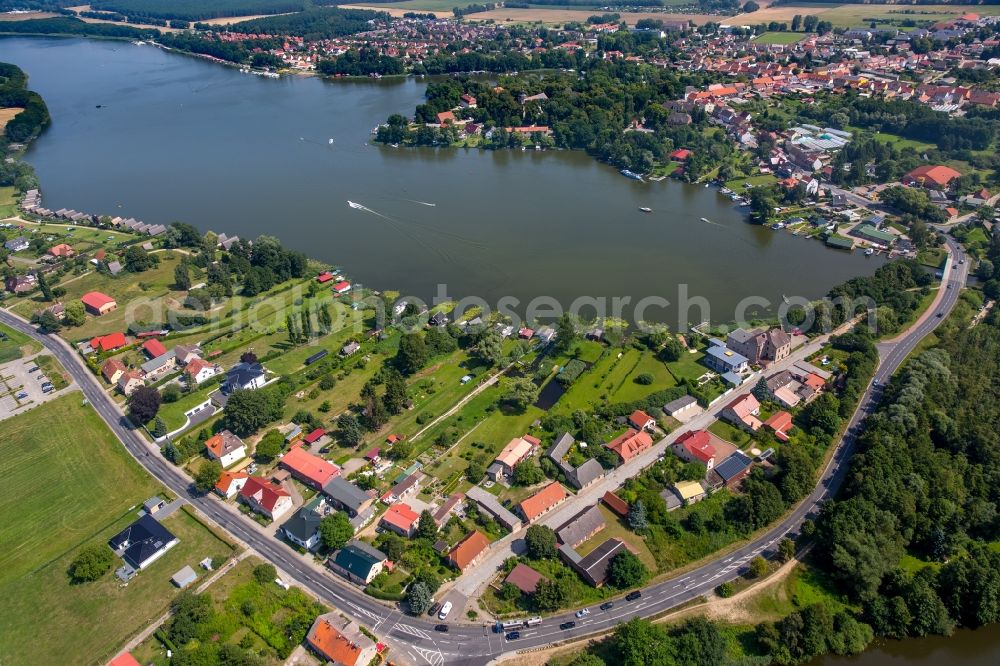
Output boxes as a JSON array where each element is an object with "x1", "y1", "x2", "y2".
[
  {"x1": 731, "y1": 4, "x2": 1000, "y2": 28},
  {"x1": 467, "y1": 8, "x2": 718, "y2": 26},
  {"x1": 0, "y1": 108, "x2": 23, "y2": 131}
]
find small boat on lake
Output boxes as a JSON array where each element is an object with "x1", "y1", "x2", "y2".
[
  {"x1": 639, "y1": 207, "x2": 652, "y2": 213},
  {"x1": 865, "y1": 248, "x2": 875, "y2": 256},
  {"x1": 620, "y1": 169, "x2": 644, "y2": 181}
]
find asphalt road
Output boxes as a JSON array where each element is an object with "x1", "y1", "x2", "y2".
[{"x1": 0, "y1": 239, "x2": 967, "y2": 666}]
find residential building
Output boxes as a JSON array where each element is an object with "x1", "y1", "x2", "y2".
[
  {"x1": 90, "y1": 332, "x2": 128, "y2": 353},
  {"x1": 306, "y1": 613, "x2": 378, "y2": 666},
  {"x1": 239, "y1": 476, "x2": 293, "y2": 521},
  {"x1": 214, "y1": 470, "x2": 249, "y2": 499},
  {"x1": 721, "y1": 394, "x2": 763, "y2": 432},
  {"x1": 504, "y1": 563, "x2": 545, "y2": 594},
  {"x1": 671, "y1": 430, "x2": 717, "y2": 469},
  {"x1": 341, "y1": 341, "x2": 361, "y2": 357},
  {"x1": 142, "y1": 338, "x2": 168, "y2": 359},
  {"x1": 4, "y1": 236, "x2": 29, "y2": 252},
  {"x1": 185, "y1": 358, "x2": 221, "y2": 384},
  {"x1": 604, "y1": 428, "x2": 654, "y2": 464},
  {"x1": 628, "y1": 409, "x2": 656, "y2": 431},
  {"x1": 545, "y1": 432, "x2": 604, "y2": 489},
  {"x1": 601, "y1": 491, "x2": 629, "y2": 518},
  {"x1": 559, "y1": 538, "x2": 629, "y2": 587},
  {"x1": 382, "y1": 470, "x2": 424, "y2": 505},
  {"x1": 108, "y1": 652, "x2": 142, "y2": 666},
  {"x1": 489, "y1": 434, "x2": 540, "y2": 481},
  {"x1": 81, "y1": 291, "x2": 117, "y2": 316},
  {"x1": 108, "y1": 514, "x2": 178, "y2": 570},
  {"x1": 663, "y1": 480, "x2": 707, "y2": 511},
  {"x1": 140, "y1": 350, "x2": 176, "y2": 380},
  {"x1": 465, "y1": 486, "x2": 522, "y2": 531},
  {"x1": 554, "y1": 504, "x2": 606, "y2": 549},
  {"x1": 704, "y1": 343, "x2": 749, "y2": 374},
  {"x1": 709, "y1": 451, "x2": 754, "y2": 489},
  {"x1": 5, "y1": 274, "x2": 36, "y2": 293},
  {"x1": 447, "y1": 530, "x2": 491, "y2": 572},
  {"x1": 726, "y1": 328, "x2": 791, "y2": 366},
  {"x1": 432, "y1": 492, "x2": 464, "y2": 528},
  {"x1": 332, "y1": 280, "x2": 351, "y2": 294},
  {"x1": 101, "y1": 358, "x2": 127, "y2": 384},
  {"x1": 518, "y1": 481, "x2": 568, "y2": 522},
  {"x1": 328, "y1": 541, "x2": 388, "y2": 585},
  {"x1": 380, "y1": 502, "x2": 419, "y2": 537},
  {"x1": 903, "y1": 164, "x2": 962, "y2": 189},
  {"x1": 281, "y1": 503, "x2": 324, "y2": 551},
  {"x1": 204, "y1": 430, "x2": 247, "y2": 468},
  {"x1": 224, "y1": 361, "x2": 266, "y2": 392},
  {"x1": 764, "y1": 411, "x2": 794, "y2": 442},
  {"x1": 117, "y1": 370, "x2": 144, "y2": 396},
  {"x1": 173, "y1": 344, "x2": 201, "y2": 365},
  {"x1": 47, "y1": 243, "x2": 75, "y2": 258},
  {"x1": 323, "y1": 476, "x2": 374, "y2": 517},
  {"x1": 280, "y1": 445, "x2": 340, "y2": 489}
]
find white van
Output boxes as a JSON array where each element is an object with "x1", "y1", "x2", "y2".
[{"x1": 438, "y1": 601, "x2": 453, "y2": 620}]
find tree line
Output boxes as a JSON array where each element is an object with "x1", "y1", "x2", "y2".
[{"x1": 0, "y1": 62, "x2": 50, "y2": 143}]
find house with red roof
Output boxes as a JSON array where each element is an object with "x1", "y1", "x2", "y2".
[
  {"x1": 672, "y1": 430, "x2": 717, "y2": 469},
  {"x1": 108, "y1": 653, "x2": 142, "y2": 666},
  {"x1": 721, "y1": 394, "x2": 763, "y2": 432},
  {"x1": 205, "y1": 430, "x2": 247, "y2": 468},
  {"x1": 601, "y1": 490, "x2": 630, "y2": 518},
  {"x1": 90, "y1": 332, "x2": 127, "y2": 353},
  {"x1": 447, "y1": 530, "x2": 491, "y2": 571},
  {"x1": 280, "y1": 445, "x2": 340, "y2": 489},
  {"x1": 670, "y1": 148, "x2": 693, "y2": 161},
  {"x1": 604, "y1": 428, "x2": 654, "y2": 464},
  {"x1": 184, "y1": 357, "x2": 221, "y2": 384},
  {"x1": 101, "y1": 358, "x2": 127, "y2": 384},
  {"x1": 142, "y1": 338, "x2": 168, "y2": 359},
  {"x1": 215, "y1": 470, "x2": 250, "y2": 498},
  {"x1": 517, "y1": 481, "x2": 568, "y2": 522},
  {"x1": 306, "y1": 613, "x2": 377, "y2": 666},
  {"x1": 628, "y1": 409, "x2": 656, "y2": 431},
  {"x1": 239, "y1": 476, "x2": 293, "y2": 520},
  {"x1": 316, "y1": 271, "x2": 334, "y2": 283},
  {"x1": 47, "y1": 243, "x2": 75, "y2": 258},
  {"x1": 332, "y1": 280, "x2": 351, "y2": 294},
  {"x1": 437, "y1": 110, "x2": 456, "y2": 125},
  {"x1": 380, "y1": 502, "x2": 419, "y2": 537},
  {"x1": 81, "y1": 291, "x2": 117, "y2": 316},
  {"x1": 764, "y1": 411, "x2": 793, "y2": 442}
]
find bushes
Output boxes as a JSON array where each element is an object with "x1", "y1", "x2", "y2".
[
  {"x1": 68, "y1": 544, "x2": 115, "y2": 582},
  {"x1": 557, "y1": 358, "x2": 588, "y2": 385}
]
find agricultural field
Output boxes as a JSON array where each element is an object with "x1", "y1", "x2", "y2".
[
  {"x1": 738, "y1": 4, "x2": 1000, "y2": 29},
  {"x1": 0, "y1": 185, "x2": 18, "y2": 218},
  {"x1": 0, "y1": 395, "x2": 236, "y2": 665},
  {"x1": 753, "y1": 31, "x2": 803, "y2": 45}
]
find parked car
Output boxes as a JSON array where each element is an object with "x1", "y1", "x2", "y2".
[
  {"x1": 600, "y1": 602, "x2": 614, "y2": 611},
  {"x1": 438, "y1": 601, "x2": 452, "y2": 620},
  {"x1": 434, "y1": 624, "x2": 449, "y2": 632},
  {"x1": 505, "y1": 631, "x2": 520, "y2": 640},
  {"x1": 625, "y1": 591, "x2": 642, "y2": 602},
  {"x1": 428, "y1": 603, "x2": 441, "y2": 617},
  {"x1": 560, "y1": 622, "x2": 576, "y2": 630},
  {"x1": 16, "y1": 391, "x2": 28, "y2": 399}
]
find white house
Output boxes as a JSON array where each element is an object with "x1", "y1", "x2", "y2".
[
  {"x1": 185, "y1": 358, "x2": 222, "y2": 384},
  {"x1": 205, "y1": 430, "x2": 247, "y2": 468},
  {"x1": 224, "y1": 361, "x2": 266, "y2": 392}
]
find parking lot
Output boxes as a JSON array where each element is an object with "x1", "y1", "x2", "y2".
[{"x1": 0, "y1": 353, "x2": 73, "y2": 421}]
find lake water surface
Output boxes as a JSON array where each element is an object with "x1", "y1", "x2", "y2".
[{"x1": 6, "y1": 36, "x2": 882, "y2": 326}]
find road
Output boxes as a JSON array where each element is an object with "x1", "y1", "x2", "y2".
[{"x1": 0, "y1": 239, "x2": 967, "y2": 665}]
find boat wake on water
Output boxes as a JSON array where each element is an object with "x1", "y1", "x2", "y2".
[{"x1": 346, "y1": 201, "x2": 460, "y2": 262}]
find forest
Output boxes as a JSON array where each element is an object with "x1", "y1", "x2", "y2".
[
  {"x1": 0, "y1": 16, "x2": 157, "y2": 40},
  {"x1": 89, "y1": 0, "x2": 310, "y2": 22},
  {"x1": 224, "y1": 7, "x2": 387, "y2": 41},
  {"x1": 0, "y1": 62, "x2": 51, "y2": 143}
]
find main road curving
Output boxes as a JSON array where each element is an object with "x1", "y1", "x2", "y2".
[{"x1": 0, "y1": 239, "x2": 967, "y2": 665}]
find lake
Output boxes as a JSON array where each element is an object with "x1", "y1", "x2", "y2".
[{"x1": 5, "y1": 36, "x2": 882, "y2": 328}]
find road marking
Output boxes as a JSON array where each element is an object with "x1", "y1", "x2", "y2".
[{"x1": 394, "y1": 623, "x2": 432, "y2": 640}]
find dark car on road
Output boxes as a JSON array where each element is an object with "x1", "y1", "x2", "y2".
[
  {"x1": 435, "y1": 624, "x2": 449, "y2": 632},
  {"x1": 625, "y1": 591, "x2": 642, "y2": 602},
  {"x1": 600, "y1": 602, "x2": 614, "y2": 611},
  {"x1": 506, "y1": 631, "x2": 521, "y2": 640},
  {"x1": 560, "y1": 621, "x2": 576, "y2": 630}
]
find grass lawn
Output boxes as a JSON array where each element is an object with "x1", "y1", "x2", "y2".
[
  {"x1": 743, "y1": 561, "x2": 850, "y2": 621},
  {"x1": 14, "y1": 253, "x2": 188, "y2": 341},
  {"x1": 158, "y1": 385, "x2": 217, "y2": 432},
  {"x1": 725, "y1": 174, "x2": 777, "y2": 192},
  {"x1": 0, "y1": 185, "x2": 17, "y2": 219},
  {"x1": 872, "y1": 131, "x2": 935, "y2": 152},
  {"x1": 666, "y1": 348, "x2": 709, "y2": 382},
  {"x1": 754, "y1": 31, "x2": 802, "y2": 45},
  {"x1": 709, "y1": 419, "x2": 752, "y2": 448},
  {"x1": 576, "y1": 505, "x2": 657, "y2": 572},
  {"x1": 34, "y1": 353, "x2": 70, "y2": 389},
  {"x1": 0, "y1": 320, "x2": 41, "y2": 363},
  {"x1": 0, "y1": 394, "x2": 159, "y2": 584},
  {"x1": 614, "y1": 352, "x2": 677, "y2": 403},
  {"x1": 917, "y1": 247, "x2": 948, "y2": 269},
  {"x1": 1, "y1": 507, "x2": 235, "y2": 666}
]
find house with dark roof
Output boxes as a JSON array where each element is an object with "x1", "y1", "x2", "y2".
[
  {"x1": 140, "y1": 348, "x2": 176, "y2": 379},
  {"x1": 223, "y1": 361, "x2": 266, "y2": 393},
  {"x1": 555, "y1": 505, "x2": 606, "y2": 549},
  {"x1": 559, "y1": 538, "x2": 630, "y2": 587},
  {"x1": 323, "y1": 477, "x2": 373, "y2": 517},
  {"x1": 466, "y1": 486, "x2": 521, "y2": 531},
  {"x1": 566, "y1": 458, "x2": 604, "y2": 489},
  {"x1": 663, "y1": 394, "x2": 700, "y2": 422},
  {"x1": 281, "y1": 501, "x2": 325, "y2": 551},
  {"x1": 709, "y1": 451, "x2": 753, "y2": 489},
  {"x1": 108, "y1": 514, "x2": 178, "y2": 571},
  {"x1": 204, "y1": 429, "x2": 246, "y2": 468},
  {"x1": 328, "y1": 540, "x2": 388, "y2": 585}
]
